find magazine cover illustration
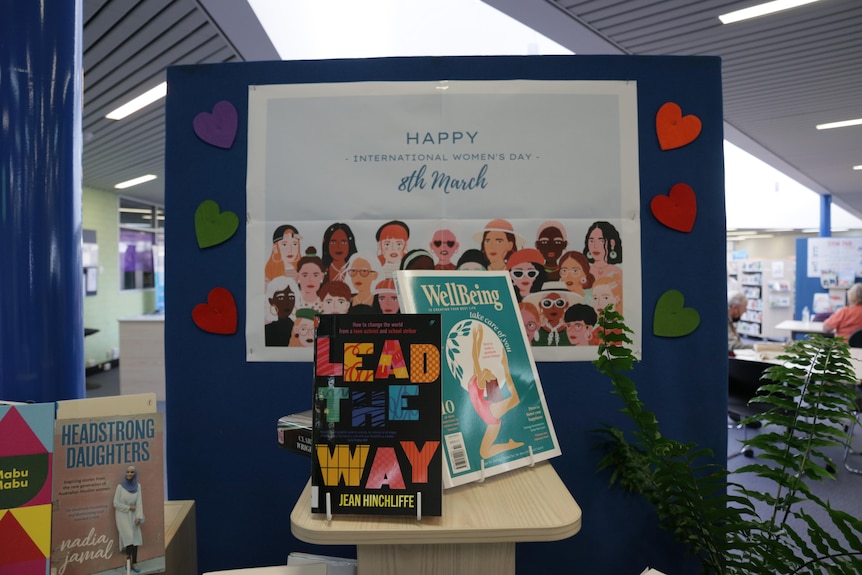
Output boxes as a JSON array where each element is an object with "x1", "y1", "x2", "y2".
[
  {"x1": 311, "y1": 313, "x2": 443, "y2": 516},
  {"x1": 395, "y1": 270, "x2": 561, "y2": 487}
]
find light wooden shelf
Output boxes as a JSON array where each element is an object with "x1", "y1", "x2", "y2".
[{"x1": 290, "y1": 461, "x2": 580, "y2": 575}]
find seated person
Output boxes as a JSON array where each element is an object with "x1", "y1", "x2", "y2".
[
  {"x1": 728, "y1": 291, "x2": 753, "y2": 353},
  {"x1": 823, "y1": 283, "x2": 862, "y2": 340}
]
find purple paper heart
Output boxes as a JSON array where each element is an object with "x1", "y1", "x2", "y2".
[{"x1": 193, "y1": 101, "x2": 237, "y2": 149}]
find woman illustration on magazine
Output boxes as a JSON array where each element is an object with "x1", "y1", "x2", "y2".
[
  {"x1": 469, "y1": 325, "x2": 524, "y2": 460},
  {"x1": 114, "y1": 465, "x2": 145, "y2": 573}
]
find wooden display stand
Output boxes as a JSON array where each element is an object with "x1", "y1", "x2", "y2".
[
  {"x1": 165, "y1": 500, "x2": 198, "y2": 575},
  {"x1": 290, "y1": 462, "x2": 581, "y2": 575}
]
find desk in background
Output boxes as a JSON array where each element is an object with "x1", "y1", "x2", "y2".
[{"x1": 774, "y1": 320, "x2": 829, "y2": 340}]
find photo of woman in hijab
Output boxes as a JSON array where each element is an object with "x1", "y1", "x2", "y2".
[{"x1": 114, "y1": 465, "x2": 145, "y2": 573}]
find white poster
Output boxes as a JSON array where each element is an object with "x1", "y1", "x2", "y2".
[
  {"x1": 806, "y1": 237, "x2": 862, "y2": 285},
  {"x1": 246, "y1": 80, "x2": 641, "y2": 362}
]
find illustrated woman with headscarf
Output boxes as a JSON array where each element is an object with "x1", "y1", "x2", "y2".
[
  {"x1": 469, "y1": 325, "x2": 524, "y2": 459},
  {"x1": 114, "y1": 465, "x2": 145, "y2": 573}
]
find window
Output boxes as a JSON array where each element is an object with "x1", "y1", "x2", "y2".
[{"x1": 119, "y1": 197, "x2": 165, "y2": 290}]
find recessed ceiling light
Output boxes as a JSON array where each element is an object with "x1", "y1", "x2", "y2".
[
  {"x1": 718, "y1": 0, "x2": 822, "y2": 24},
  {"x1": 115, "y1": 175, "x2": 157, "y2": 189},
  {"x1": 105, "y1": 82, "x2": 167, "y2": 120},
  {"x1": 816, "y1": 118, "x2": 862, "y2": 130},
  {"x1": 853, "y1": 165, "x2": 862, "y2": 171}
]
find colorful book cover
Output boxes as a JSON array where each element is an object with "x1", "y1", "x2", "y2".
[
  {"x1": 311, "y1": 313, "x2": 442, "y2": 517},
  {"x1": 0, "y1": 401, "x2": 54, "y2": 575},
  {"x1": 395, "y1": 270, "x2": 562, "y2": 488},
  {"x1": 51, "y1": 395, "x2": 165, "y2": 575}
]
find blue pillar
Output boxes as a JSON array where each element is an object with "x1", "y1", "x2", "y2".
[
  {"x1": 0, "y1": 1, "x2": 84, "y2": 401},
  {"x1": 820, "y1": 194, "x2": 831, "y2": 237}
]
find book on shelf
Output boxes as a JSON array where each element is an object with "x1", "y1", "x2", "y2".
[
  {"x1": 394, "y1": 270, "x2": 561, "y2": 488},
  {"x1": 51, "y1": 394, "x2": 165, "y2": 575},
  {"x1": 0, "y1": 401, "x2": 55, "y2": 575},
  {"x1": 278, "y1": 410, "x2": 313, "y2": 456},
  {"x1": 311, "y1": 313, "x2": 443, "y2": 517}
]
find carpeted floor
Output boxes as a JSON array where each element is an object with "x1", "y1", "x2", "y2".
[{"x1": 727, "y1": 416, "x2": 862, "y2": 554}]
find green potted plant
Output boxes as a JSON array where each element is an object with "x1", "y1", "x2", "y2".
[{"x1": 594, "y1": 308, "x2": 862, "y2": 574}]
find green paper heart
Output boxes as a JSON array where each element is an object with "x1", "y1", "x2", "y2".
[
  {"x1": 195, "y1": 200, "x2": 239, "y2": 248},
  {"x1": 654, "y1": 289, "x2": 700, "y2": 337}
]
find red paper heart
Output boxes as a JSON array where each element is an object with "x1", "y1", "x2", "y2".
[
  {"x1": 192, "y1": 287, "x2": 237, "y2": 335},
  {"x1": 650, "y1": 183, "x2": 697, "y2": 232},
  {"x1": 656, "y1": 102, "x2": 702, "y2": 150}
]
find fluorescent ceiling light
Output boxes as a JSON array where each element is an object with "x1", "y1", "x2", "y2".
[
  {"x1": 853, "y1": 165, "x2": 862, "y2": 170},
  {"x1": 718, "y1": 0, "x2": 822, "y2": 24},
  {"x1": 115, "y1": 175, "x2": 157, "y2": 189},
  {"x1": 816, "y1": 118, "x2": 862, "y2": 130},
  {"x1": 105, "y1": 82, "x2": 167, "y2": 120},
  {"x1": 731, "y1": 234, "x2": 776, "y2": 240}
]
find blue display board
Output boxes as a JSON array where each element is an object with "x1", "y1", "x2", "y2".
[{"x1": 165, "y1": 55, "x2": 726, "y2": 574}]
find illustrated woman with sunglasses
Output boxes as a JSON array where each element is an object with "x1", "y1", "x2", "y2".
[
  {"x1": 525, "y1": 281, "x2": 582, "y2": 346},
  {"x1": 583, "y1": 221, "x2": 623, "y2": 280},
  {"x1": 429, "y1": 228, "x2": 460, "y2": 270},
  {"x1": 344, "y1": 253, "x2": 379, "y2": 308},
  {"x1": 505, "y1": 248, "x2": 547, "y2": 301}
]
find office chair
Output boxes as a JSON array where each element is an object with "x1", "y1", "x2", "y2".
[
  {"x1": 847, "y1": 328, "x2": 862, "y2": 348},
  {"x1": 728, "y1": 357, "x2": 775, "y2": 459}
]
